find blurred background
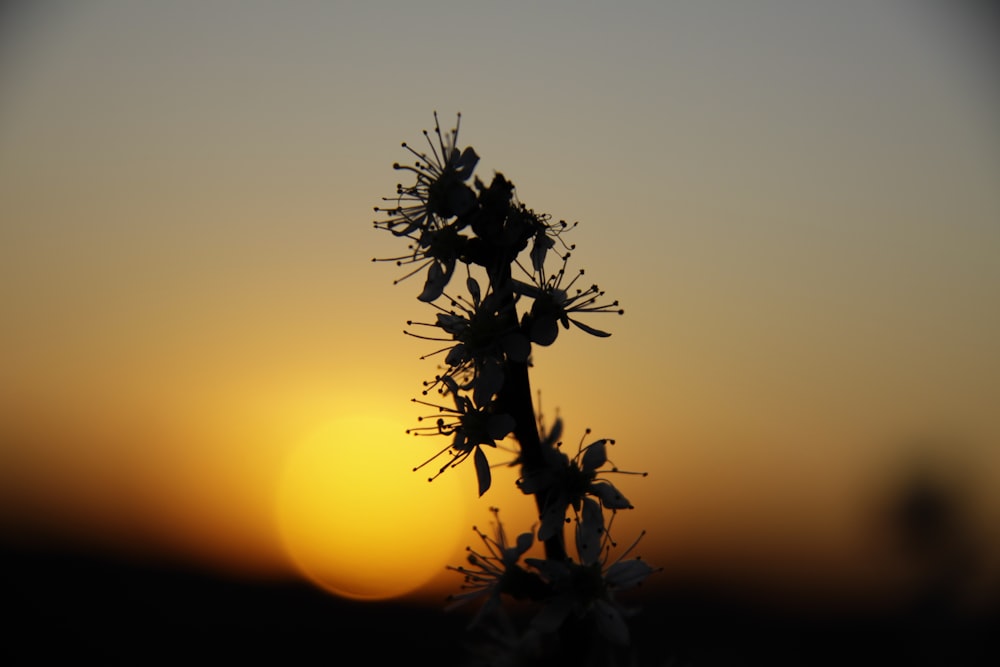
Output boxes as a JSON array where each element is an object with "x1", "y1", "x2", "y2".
[{"x1": 1, "y1": 0, "x2": 998, "y2": 663}]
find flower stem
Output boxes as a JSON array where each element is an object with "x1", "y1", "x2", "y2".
[{"x1": 499, "y1": 357, "x2": 568, "y2": 563}]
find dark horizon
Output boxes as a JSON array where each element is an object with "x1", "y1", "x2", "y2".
[{"x1": 3, "y1": 539, "x2": 997, "y2": 666}]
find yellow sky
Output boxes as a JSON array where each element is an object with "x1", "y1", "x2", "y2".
[{"x1": 2, "y1": 1, "x2": 999, "y2": 604}]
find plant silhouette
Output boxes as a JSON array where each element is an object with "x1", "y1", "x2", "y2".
[{"x1": 373, "y1": 112, "x2": 658, "y2": 666}]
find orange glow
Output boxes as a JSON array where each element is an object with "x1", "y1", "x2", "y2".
[{"x1": 275, "y1": 415, "x2": 469, "y2": 600}]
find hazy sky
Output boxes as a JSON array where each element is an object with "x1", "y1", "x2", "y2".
[{"x1": 2, "y1": 0, "x2": 998, "y2": 602}]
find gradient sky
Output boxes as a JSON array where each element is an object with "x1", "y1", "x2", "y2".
[{"x1": 2, "y1": 0, "x2": 998, "y2": 604}]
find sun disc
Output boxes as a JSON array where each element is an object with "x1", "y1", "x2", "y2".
[{"x1": 275, "y1": 415, "x2": 468, "y2": 600}]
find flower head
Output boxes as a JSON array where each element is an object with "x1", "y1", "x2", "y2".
[
  {"x1": 408, "y1": 376, "x2": 516, "y2": 496},
  {"x1": 525, "y1": 213, "x2": 577, "y2": 274},
  {"x1": 526, "y1": 528, "x2": 659, "y2": 646},
  {"x1": 514, "y1": 252, "x2": 624, "y2": 346},
  {"x1": 405, "y1": 275, "x2": 530, "y2": 405},
  {"x1": 517, "y1": 429, "x2": 646, "y2": 543},
  {"x1": 373, "y1": 112, "x2": 480, "y2": 301},
  {"x1": 373, "y1": 111, "x2": 479, "y2": 237},
  {"x1": 446, "y1": 508, "x2": 549, "y2": 628},
  {"x1": 373, "y1": 222, "x2": 470, "y2": 302}
]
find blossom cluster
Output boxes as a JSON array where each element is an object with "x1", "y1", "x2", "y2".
[{"x1": 373, "y1": 113, "x2": 655, "y2": 660}]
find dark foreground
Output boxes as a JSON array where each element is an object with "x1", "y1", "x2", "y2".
[{"x1": 2, "y1": 544, "x2": 997, "y2": 666}]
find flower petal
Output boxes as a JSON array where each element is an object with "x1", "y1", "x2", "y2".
[
  {"x1": 605, "y1": 559, "x2": 656, "y2": 590},
  {"x1": 569, "y1": 317, "x2": 612, "y2": 337},
  {"x1": 418, "y1": 259, "x2": 451, "y2": 302},
  {"x1": 474, "y1": 445, "x2": 492, "y2": 496},
  {"x1": 445, "y1": 342, "x2": 468, "y2": 367},
  {"x1": 455, "y1": 146, "x2": 479, "y2": 179},
  {"x1": 590, "y1": 480, "x2": 632, "y2": 510},
  {"x1": 528, "y1": 314, "x2": 559, "y2": 346},
  {"x1": 530, "y1": 233, "x2": 555, "y2": 273},
  {"x1": 514, "y1": 531, "x2": 534, "y2": 556},
  {"x1": 436, "y1": 313, "x2": 466, "y2": 335},
  {"x1": 581, "y1": 439, "x2": 608, "y2": 472},
  {"x1": 466, "y1": 276, "x2": 481, "y2": 306}
]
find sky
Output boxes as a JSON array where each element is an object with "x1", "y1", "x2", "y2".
[{"x1": 1, "y1": 0, "x2": 998, "y2": 605}]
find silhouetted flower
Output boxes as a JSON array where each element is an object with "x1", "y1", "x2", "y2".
[
  {"x1": 408, "y1": 376, "x2": 516, "y2": 496},
  {"x1": 466, "y1": 172, "x2": 518, "y2": 247},
  {"x1": 514, "y1": 253, "x2": 623, "y2": 346},
  {"x1": 406, "y1": 275, "x2": 530, "y2": 405},
  {"x1": 525, "y1": 213, "x2": 577, "y2": 274},
  {"x1": 526, "y1": 529, "x2": 657, "y2": 646},
  {"x1": 373, "y1": 111, "x2": 478, "y2": 236},
  {"x1": 446, "y1": 508, "x2": 548, "y2": 628},
  {"x1": 518, "y1": 430, "x2": 644, "y2": 543},
  {"x1": 373, "y1": 112, "x2": 479, "y2": 300},
  {"x1": 373, "y1": 223, "x2": 469, "y2": 302}
]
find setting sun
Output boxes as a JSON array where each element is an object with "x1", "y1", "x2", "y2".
[{"x1": 274, "y1": 414, "x2": 470, "y2": 601}]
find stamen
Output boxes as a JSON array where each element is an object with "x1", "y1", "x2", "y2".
[
  {"x1": 411, "y1": 441, "x2": 455, "y2": 472},
  {"x1": 611, "y1": 529, "x2": 647, "y2": 565},
  {"x1": 391, "y1": 258, "x2": 432, "y2": 284}
]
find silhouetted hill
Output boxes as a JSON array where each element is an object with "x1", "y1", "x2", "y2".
[
  {"x1": 2, "y1": 542, "x2": 996, "y2": 666},
  {"x1": 1, "y1": 542, "x2": 468, "y2": 665}
]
